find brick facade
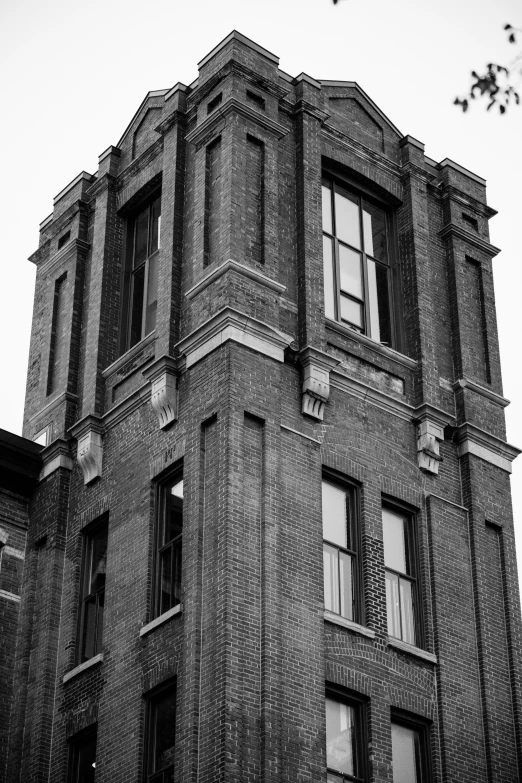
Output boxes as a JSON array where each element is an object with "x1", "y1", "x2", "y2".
[{"x1": 3, "y1": 30, "x2": 522, "y2": 783}]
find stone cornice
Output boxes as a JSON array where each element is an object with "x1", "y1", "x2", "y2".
[
  {"x1": 452, "y1": 378, "x2": 509, "y2": 408},
  {"x1": 412, "y1": 403, "x2": 455, "y2": 428},
  {"x1": 454, "y1": 422, "x2": 521, "y2": 473},
  {"x1": 438, "y1": 184, "x2": 497, "y2": 219},
  {"x1": 102, "y1": 331, "x2": 156, "y2": 379},
  {"x1": 103, "y1": 383, "x2": 150, "y2": 431},
  {"x1": 175, "y1": 307, "x2": 293, "y2": 368},
  {"x1": 86, "y1": 172, "x2": 118, "y2": 200},
  {"x1": 186, "y1": 97, "x2": 288, "y2": 148},
  {"x1": 400, "y1": 160, "x2": 435, "y2": 186},
  {"x1": 322, "y1": 126, "x2": 402, "y2": 183},
  {"x1": 37, "y1": 239, "x2": 90, "y2": 275},
  {"x1": 188, "y1": 60, "x2": 288, "y2": 106},
  {"x1": 39, "y1": 438, "x2": 74, "y2": 481},
  {"x1": 439, "y1": 224, "x2": 501, "y2": 257},
  {"x1": 291, "y1": 99, "x2": 330, "y2": 124},
  {"x1": 155, "y1": 109, "x2": 187, "y2": 137},
  {"x1": 185, "y1": 258, "x2": 286, "y2": 300},
  {"x1": 330, "y1": 368, "x2": 414, "y2": 422},
  {"x1": 325, "y1": 319, "x2": 417, "y2": 370}
]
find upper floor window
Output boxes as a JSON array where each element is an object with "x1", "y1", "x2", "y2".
[
  {"x1": 382, "y1": 504, "x2": 420, "y2": 647},
  {"x1": 145, "y1": 682, "x2": 177, "y2": 783},
  {"x1": 391, "y1": 713, "x2": 431, "y2": 783},
  {"x1": 154, "y1": 471, "x2": 183, "y2": 619},
  {"x1": 124, "y1": 193, "x2": 161, "y2": 350},
  {"x1": 322, "y1": 476, "x2": 361, "y2": 624},
  {"x1": 322, "y1": 177, "x2": 393, "y2": 346},
  {"x1": 78, "y1": 519, "x2": 108, "y2": 663},
  {"x1": 326, "y1": 692, "x2": 367, "y2": 782},
  {"x1": 67, "y1": 726, "x2": 97, "y2": 783}
]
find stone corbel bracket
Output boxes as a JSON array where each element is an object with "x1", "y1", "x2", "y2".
[
  {"x1": 300, "y1": 347, "x2": 341, "y2": 421},
  {"x1": 143, "y1": 355, "x2": 180, "y2": 430},
  {"x1": 70, "y1": 415, "x2": 104, "y2": 485},
  {"x1": 413, "y1": 404, "x2": 455, "y2": 475}
]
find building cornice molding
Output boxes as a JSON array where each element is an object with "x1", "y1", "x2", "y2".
[
  {"x1": 452, "y1": 378, "x2": 509, "y2": 408},
  {"x1": 155, "y1": 108, "x2": 187, "y2": 137},
  {"x1": 438, "y1": 184, "x2": 497, "y2": 219},
  {"x1": 175, "y1": 307, "x2": 293, "y2": 368},
  {"x1": 454, "y1": 422, "x2": 521, "y2": 473},
  {"x1": 39, "y1": 438, "x2": 74, "y2": 481},
  {"x1": 185, "y1": 258, "x2": 286, "y2": 300},
  {"x1": 186, "y1": 97, "x2": 288, "y2": 148},
  {"x1": 188, "y1": 60, "x2": 288, "y2": 107},
  {"x1": 103, "y1": 384, "x2": 150, "y2": 431},
  {"x1": 439, "y1": 224, "x2": 501, "y2": 257},
  {"x1": 292, "y1": 99, "x2": 330, "y2": 124},
  {"x1": 322, "y1": 126, "x2": 402, "y2": 182},
  {"x1": 29, "y1": 391, "x2": 79, "y2": 423},
  {"x1": 330, "y1": 368, "x2": 414, "y2": 422},
  {"x1": 325, "y1": 319, "x2": 417, "y2": 370},
  {"x1": 37, "y1": 239, "x2": 90, "y2": 276}
]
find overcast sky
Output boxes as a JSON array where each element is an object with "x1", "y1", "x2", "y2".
[{"x1": 1, "y1": 0, "x2": 520, "y2": 581}]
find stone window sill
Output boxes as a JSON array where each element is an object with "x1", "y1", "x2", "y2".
[
  {"x1": 388, "y1": 636, "x2": 437, "y2": 664},
  {"x1": 63, "y1": 652, "x2": 103, "y2": 683},
  {"x1": 324, "y1": 610, "x2": 376, "y2": 639},
  {"x1": 140, "y1": 604, "x2": 182, "y2": 637},
  {"x1": 325, "y1": 318, "x2": 417, "y2": 370},
  {"x1": 102, "y1": 331, "x2": 156, "y2": 379}
]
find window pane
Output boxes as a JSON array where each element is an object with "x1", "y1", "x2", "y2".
[
  {"x1": 322, "y1": 184, "x2": 333, "y2": 234},
  {"x1": 400, "y1": 578, "x2": 415, "y2": 645},
  {"x1": 145, "y1": 252, "x2": 158, "y2": 335},
  {"x1": 82, "y1": 596, "x2": 97, "y2": 662},
  {"x1": 150, "y1": 197, "x2": 161, "y2": 254},
  {"x1": 339, "y1": 551, "x2": 354, "y2": 621},
  {"x1": 386, "y1": 571, "x2": 401, "y2": 639},
  {"x1": 322, "y1": 482, "x2": 347, "y2": 548},
  {"x1": 160, "y1": 548, "x2": 173, "y2": 615},
  {"x1": 367, "y1": 259, "x2": 381, "y2": 343},
  {"x1": 95, "y1": 591, "x2": 104, "y2": 655},
  {"x1": 130, "y1": 265, "x2": 145, "y2": 347},
  {"x1": 153, "y1": 690, "x2": 176, "y2": 771},
  {"x1": 376, "y1": 262, "x2": 391, "y2": 345},
  {"x1": 391, "y1": 723, "x2": 418, "y2": 783},
  {"x1": 323, "y1": 544, "x2": 340, "y2": 614},
  {"x1": 323, "y1": 236, "x2": 336, "y2": 319},
  {"x1": 88, "y1": 528, "x2": 107, "y2": 594},
  {"x1": 340, "y1": 295, "x2": 363, "y2": 329},
  {"x1": 73, "y1": 734, "x2": 96, "y2": 783},
  {"x1": 164, "y1": 480, "x2": 183, "y2": 544},
  {"x1": 326, "y1": 698, "x2": 356, "y2": 776},
  {"x1": 362, "y1": 201, "x2": 388, "y2": 263},
  {"x1": 134, "y1": 208, "x2": 149, "y2": 267},
  {"x1": 334, "y1": 189, "x2": 360, "y2": 248},
  {"x1": 339, "y1": 245, "x2": 363, "y2": 300},
  {"x1": 382, "y1": 508, "x2": 407, "y2": 573}
]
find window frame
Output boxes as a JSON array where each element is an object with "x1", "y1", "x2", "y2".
[
  {"x1": 152, "y1": 466, "x2": 183, "y2": 620},
  {"x1": 322, "y1": 471, "x2": 363, "y2": 625},
  {"x1": 77, "y1": 516, "x2": 108, "y2": 665},
  {"x1": 322, "y1": 171, "x2": 397, "y2": 347},
  {"x1": 382, "y1": 499, "x2": 424, "y2": 649},
  {"x1": 121, "y1": 190, "x2": 162, "y2": 353},
  {"x1": 144, "y1": 679, "x2": 177, "y2": 783},
  {"x1": 390, "y1": 709, "x2": 432, "y2": 783},
  {"x1": 325, "y1": 686, "x2": 368, "y2": 783},
  {"x1": 67, "y1": 725, "x2": 97, "y2": 783}
]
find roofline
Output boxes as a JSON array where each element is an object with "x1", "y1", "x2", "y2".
[
  {"x1": 319, "y1": 80, "x2": 403, "y2": 138},
  {"x1": 53, "y1": 171, "x2": 95, "y2": 206},
  {"x1": 117, "y1": 89, "x2": 170, "y2": 148},
  {"x1": 197, "y1": 30, "x2": 279, "y2": 70},
  {"x1": 438, "y1": 158, "x2": 486, "y2": 186}
]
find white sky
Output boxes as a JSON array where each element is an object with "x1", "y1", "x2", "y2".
[{"x1": 1, "y1": 0, "x2": 521, "y2": 582}]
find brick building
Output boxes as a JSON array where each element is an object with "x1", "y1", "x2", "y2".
[{"x1": 3, "y1": 30, "x2": 522, "y2": 783}]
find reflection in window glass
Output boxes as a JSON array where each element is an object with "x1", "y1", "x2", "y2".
[
  {"x1": 382, "y1": 507, "x2": 417, "y2": 646},
  {"x1": 391, "y1": 723, "x2": 419, "y2": 783},
  {"x1": 326, "y1": 698, "x2": 356, "y2": 777}
]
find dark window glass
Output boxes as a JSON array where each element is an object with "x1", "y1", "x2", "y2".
[
  {"x1": 68, "y1": 727, "x2": 97, "y2": 783},
  {"x1": 322, "y1": 178, "x2": 393, "y2": 346},
  {"x1": 146, "y1": 684, "x2": 176, "y2": 783},
  {"x1": 382, "y1": 506, "x2": 418, "y2": 646},
  {"x1": 125, "y1": 193, "x2": 161, "y2": 350},
  {"x1": 322, "y1": 479, "x2": 360, "y2": 624},
  {"x1": 155, "y1": 474, "x2": 183, "y2": 618},
  {"x1": 326, "y1": 694, "x2": 366, "y2": 782},
  {"x1": 79, "y1": 522, "x2": 108, "y2": 663},
  {"x1": 391, "y1": 717, "x2": 431, "y2": 783}
]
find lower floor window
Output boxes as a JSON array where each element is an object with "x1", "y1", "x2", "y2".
[
  {"x1": 391, "y1": 715, "x2": 431, "y2": 783},
  {"x1": 146, "y1": 682, "x2": 177, "y2": 783},
  {"x1": 67, "y1": 726, "x2": 97, "y2": 783},
  {"x1": 326, "y1": 692, "x2": 366, "y2": 782}
]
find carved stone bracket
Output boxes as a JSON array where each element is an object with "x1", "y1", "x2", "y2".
[
  {"x1": 300, "y1": 347, "x2": 341, "y2": 421},
  {"x1": 143, "y1": 356, "x2": 180, "y2": 430},
  {"x1": 70, "y1": 415, "x2": 104, "y2": 485},
  {"x1": 413, "y1": 404, "x2": 455, "y2": 475}
]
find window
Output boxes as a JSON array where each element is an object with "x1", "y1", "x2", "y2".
[
  {"x1": 382, "y1": 505, "x2": 420, "y2": 646},
  {"x1": 322, "y1": 177, "x2": 393, "y2": 345},
  {"x1": 145, "y1": 683, "x2": 177, "y2": 783},
  {"x1": 326, "y1": 692, "x2": 367, "y2": 782},
  {"x1": 67, "y1": 726, "x2": 97, "y2": 783},
  {"x1": 78, "y1": 520, "x2": 108, "y2": 663},
  {"x1": 154, "y1": 472, "x2": 183, "y2": 618},
  {"x1": 322, "y1": 477, "x2": 361, "y2": 623},
  {"x1": 124, "y1": 193, "x2": 161, "y2": 350},
  {"x1": 391, "y1": 714, "x2": 431, "y2": 783}
]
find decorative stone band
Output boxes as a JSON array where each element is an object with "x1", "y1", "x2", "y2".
[
  {"x1": 454, "y1": 422, "x2": 521, "y2": 474},
  {"x1": 299, "y1": 346, "x2": 341, "y2": 421},
  {"x1": 175, "y1": 307, "x2": 294, "y2": 369},
  {"x1": 452, "y1": 377, "x2": 510, "y2": 408},
  {"x1": 185, "y1": 96, "x2": 288, "y2": 149},
  {"x1": 185, "y1": 258, "x2": 286, "y2": 301},
  {"x1": 142, "y1": 355, "x2": 180, "y2": 430},
  {"x1": 69, "y1": 415, "x2": 104, "y2": 485},
  {"x1": 413, "y1": 404, "x2": 455, "y2": 476},
  {"x1": 39, "y1": 438, "x2": 74, "y2": 481}
]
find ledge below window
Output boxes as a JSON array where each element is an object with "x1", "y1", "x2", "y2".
[
  {"x1": 388, "y1": 636, "x2": 437, "y2": 664},
  {"x1": 324, "y1": 610, "x2": 376, "y2": 639},
  {"x1": 140, "y1": 604, "x2": 182, "y2": 637},
  {"x1": 63, "y1": 652, "x2": 103, "y2": 683},
  {"x1": 326, "y1": 318, "x2": 417, "y2": 370}
]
